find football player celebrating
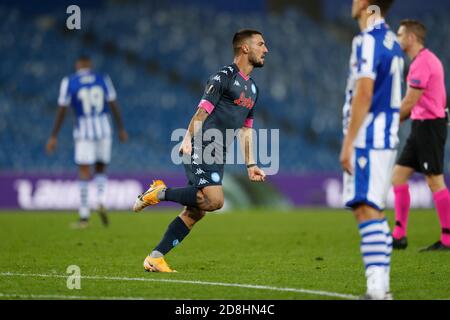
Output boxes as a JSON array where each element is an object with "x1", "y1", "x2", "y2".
[{"x1": 133, "y1": 30, "x2": 268, "y2": 273}]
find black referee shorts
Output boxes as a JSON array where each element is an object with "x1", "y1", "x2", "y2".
[{"x1": 397, "y1": 118, "x2": 447, "y2": 175}]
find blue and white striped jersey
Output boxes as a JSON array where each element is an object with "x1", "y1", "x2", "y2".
[
  {"x1": 58, "y1": 68, "x2": 116, "y2": 140},
  {"x1": 343, "y1": 19, "x2": 404, "y2": 149}
]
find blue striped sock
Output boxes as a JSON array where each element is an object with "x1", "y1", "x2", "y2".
[{"x1": 359, "y1": 219, "x2": 388, "y2": 270}]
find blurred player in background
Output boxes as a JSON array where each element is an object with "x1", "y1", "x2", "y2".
[
  {"x1": 340, "y1": 0, "x2": 403, "y2": 299},
  {"x1": 46, "y1": 55, "x2": 128, "y2": 228},
  {"x1": 133, "y1": 30, "x2": 268, "y2": 272},
  {"x1": 391, "y1": 20, "x2": 449, "y2": 251}
]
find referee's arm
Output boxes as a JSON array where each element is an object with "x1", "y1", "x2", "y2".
[{"x1": 399, "y1": 86, "x2": 424, "y2": 122}]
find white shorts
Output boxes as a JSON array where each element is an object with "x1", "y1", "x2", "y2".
[
  {"x1": 75, "y1": 138, "x2": 112, "y2": 165},
  {"x1": 343, "y1": 148, "x2": 397, "y2": 211}
]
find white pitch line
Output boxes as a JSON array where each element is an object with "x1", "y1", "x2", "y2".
[{"x1": 0, "y1": 272, "x2": 357, "y2": 300}]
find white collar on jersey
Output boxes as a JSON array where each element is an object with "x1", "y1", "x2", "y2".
[
  {"x1": 363, "y1": 18, "x2": 386, "y2": 32},
  {"x1": 76, "y1": 68, "x2": 91, "y2": 74}
]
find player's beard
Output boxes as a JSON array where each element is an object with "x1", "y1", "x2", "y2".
[{"x1": 249, "y1": 52, "x2": 264, "y2": 68}]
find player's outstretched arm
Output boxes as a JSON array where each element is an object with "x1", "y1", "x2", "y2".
[
  {"x1": 399, "y1": 87, "x2": 424, "y2": 122},
  {"x1": 340, "y1": 77, "x2": 374, "y2": 175},
  {"x1": 239, "y1": 126, "x2": 265, "y2": 182},
  {"x1": 108, "y1": 100, "x2": 128, "y2": 142},
  {"x1": 179, "y1": 107, "x2": 209, "y2": 155},
  {"x1": 46, "y1": 107, "x2": 67, "y2": 154}
]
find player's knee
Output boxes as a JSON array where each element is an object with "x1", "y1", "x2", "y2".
[
  {"x1": 95, "y1": 162, "x2": 106, "y2": 173},
  {"x1": 392, "y1": 176, "x2": 402, "y2": 186},
  {"x1": 208, "y1": 198, "x2": 224, "y2": 211},
  {"x1": 392, "y1": 170, "x2": 406, "y2": 186},
  {"x1": 214, "y1": 199, "x2": 224, "y2": 211},
  {"x1": 79, "y1": 165, "x2": 91, "y2": 180},
  {"x1": 353, "y1": 204, "x2": 381, "y2": 223},
  {"x1": 199, "y1": 187, "x2": 224, "y2": 211},
  {"x1": 426, "y1": 175, "x2": 446, "y2": 193},
  {"x1": 199, "y1": 195, "x2": 223, "y2": 211}
]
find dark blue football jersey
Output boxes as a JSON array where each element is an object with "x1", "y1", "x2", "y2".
[{"x1": 197, "y1": 63, "x2": 258, "y2": 153}]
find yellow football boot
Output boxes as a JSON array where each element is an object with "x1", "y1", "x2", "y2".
[
  {"x1": 133, "y1": 180, "x2": 166, "y2": 212},
  {"x1": 143, "y1": 256, "x2": 176, "y2": 273}
]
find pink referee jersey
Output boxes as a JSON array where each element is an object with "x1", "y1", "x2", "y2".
[{"x1": 407, "y1": 48, "x2": 447, "y2": 120}]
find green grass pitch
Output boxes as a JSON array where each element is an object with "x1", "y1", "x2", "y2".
[{"x1": 0, "y1": 209, "x2": 449, "y2": 300}]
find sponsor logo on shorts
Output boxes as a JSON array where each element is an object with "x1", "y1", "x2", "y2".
[
  {"x1": 198, "y1": 178, "x2": 209, "y2": 185},
  {"x1": 195, "y1": 168, "x2": 205, "y2": 175}
]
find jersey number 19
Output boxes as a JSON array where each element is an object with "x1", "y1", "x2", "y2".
[{"x1": 77, "y1": 85, "x2": 105, "y2": 115}]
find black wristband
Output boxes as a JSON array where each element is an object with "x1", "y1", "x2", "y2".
[{"x1": 246, "y1": 164, "x2": 257, "y2": 168}]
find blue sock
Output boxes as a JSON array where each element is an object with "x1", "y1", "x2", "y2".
[
  {"x1": 153, "y1": 217, "x2": 190, "y2": 255},
  {"x1": 359, "y1": 219, "x2": 388, "y2": 270},
  {"x1": 164, "y1": 187, "x2": 198, "y2": 207}
]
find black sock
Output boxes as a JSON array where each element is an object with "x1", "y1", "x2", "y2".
[
  {"x1": 154, "y1": 217, "x2": 190, "y2": 255},
  {"x1": 164, "y1": 187, "x2": 198, "y2": 207}
]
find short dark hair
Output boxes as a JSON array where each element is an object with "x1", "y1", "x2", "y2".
[
  {"x1": 232, "y1": 29, "x2": 262, "y2": 55},
  {"x1": 77, "y1": 54, "x2": 91, "y2": 62},
  {"x1": 400, "y1": 19, "x2": 427, "y2": 44},
  {"x1": 368, "y1": 0, "x2": 395, "y2": 15}
]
